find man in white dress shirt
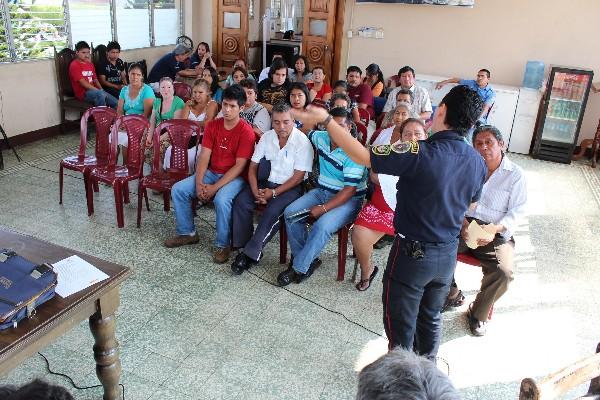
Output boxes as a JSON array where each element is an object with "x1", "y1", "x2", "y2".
[
  {"x1": 230, "y1": 102, "x2": 314, "y2": 274},
  {"x1": 448, "y1": 125, "x2": 527, "y2": 336},
  {"x1": 383, "y1": 66, "x2": 432, "y2": 120}
]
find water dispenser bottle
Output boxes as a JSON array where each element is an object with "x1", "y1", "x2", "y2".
[{"x1": 522, "y1": 61, "x2": 545, "y2": 89}]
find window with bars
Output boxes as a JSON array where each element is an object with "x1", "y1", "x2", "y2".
[{"x1": 0, "y1": 0, "x2": 183, "y2": 63}]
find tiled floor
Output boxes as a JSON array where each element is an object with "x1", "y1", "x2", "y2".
[{"x1": 0, "y1": 132, "x2": 599, "y2": 399}]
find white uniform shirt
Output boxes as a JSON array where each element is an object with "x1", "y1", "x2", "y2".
[
  {"x1": 251, "y1": 127, "x2": 314, "y2": 184},
  {"x1": 383, "y1": 84, "x2": 432, "y2": 114},
  {"x1": 466, "y1": 156, "x2": 527, "y2": 239}
]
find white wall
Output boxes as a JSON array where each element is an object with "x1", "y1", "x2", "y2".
[
  {"x1": 0, "y1": 46, "x2": 170, "y2": 138},
  {"x1": 343, "y1": 0, "x2": 600, "y2": 143}
]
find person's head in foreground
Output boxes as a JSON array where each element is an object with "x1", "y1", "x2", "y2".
[
  {"x1": 431, "y1": 85, "x2": 483, "y2": 136},
  {"x1": 0, "y1": 378, "x2": 75, "y2": 400},
  {"x1": 356, "y1": 347, "x2": 461, "y2": 400}
]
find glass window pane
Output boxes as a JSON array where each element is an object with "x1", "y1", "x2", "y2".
[
  {"x1": 70, "y1": 0, "x2": 112, "y2": 48},
  {"x1": 8, "y1": 0, "x2": 67, "y2": 60},
  {"x1": 116, "y1": 0, "x2": 150, "y2": 49},
  {"x1": 0, "y1": 11, "x2": 9, "y2": 62},
  {"x1": 154, "y1": 0, "x2": 179, "y2": 46}
]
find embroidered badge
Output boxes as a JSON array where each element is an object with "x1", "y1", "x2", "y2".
[
  {"x1": 391, "y1": 141, "x2": 412, "y2": 154},
  {"x1": 371, "y1": 144, "x2": 392, "y2": 156}
]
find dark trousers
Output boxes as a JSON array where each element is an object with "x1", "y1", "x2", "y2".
[
  {"x1": 382, "y1": 236, "x2": 458, "y2": 360},
  {"x1": 231, "y1": 159, "x2": 302, "y2": 261}
]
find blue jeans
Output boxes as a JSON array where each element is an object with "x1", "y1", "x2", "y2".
[
  {"x1": 84, "y1": 88, "x2": 118, "y2": 108},
  {"x1": 382, "y1": 236, "x2": 458, "y2": 360},
  {"x1": 171, "y1": 170, "x2": 246, "y2": 248},
  {"x1": 284, "y1": 188, "x2": 363, "y2": 274}
]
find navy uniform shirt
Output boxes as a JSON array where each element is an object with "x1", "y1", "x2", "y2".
[
  {"x1": 370, "y1": 130, "x2": 487, "y2": 243},
  {"x1": 148, "y1": 52, "x2": 184, "y2": 83}
]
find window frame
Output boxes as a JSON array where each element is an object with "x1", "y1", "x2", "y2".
[{"x1": 0, "y1": 0, "x2": 184, "y2": 64}]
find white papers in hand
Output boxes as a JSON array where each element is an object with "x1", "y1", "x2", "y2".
[
  {"x1": 465, "y1": 220, "x2": 496, "y2": 249},
  {"x1": 379, "y1": 174, "x2": 399, "y2": 210},
  {"x1": 52, "y1": 255, "x2": 109, "y2": 298}
]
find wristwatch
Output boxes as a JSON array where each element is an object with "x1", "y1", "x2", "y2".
[
  {"x1": 272, "y1": 188, "x2": 277, "y2": 198},
  {"x1": 317, "y1": 115, "x2": 333, "y2": 130}
]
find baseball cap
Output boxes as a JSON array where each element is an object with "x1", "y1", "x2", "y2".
[{"x1": 173, "y1": 43, "x2": 190, "y2": 55}]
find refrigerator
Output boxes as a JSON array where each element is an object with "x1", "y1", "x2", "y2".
[{"x1": 532, "y1": 66, "x2": 593, "y2": 163}]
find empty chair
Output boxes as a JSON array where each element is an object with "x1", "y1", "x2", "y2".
[
  {"x1": 87, "y1": 114, "x2": 149, "y2": 227},
  {"x1": 137, "y1": 119, "x2": 200, "y2": 227},
  {"x1": 59, "y1": 106, "x2": 117, "y2": 207}
]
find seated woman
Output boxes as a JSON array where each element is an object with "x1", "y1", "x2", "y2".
[
  {"x1": 239, "y1": 79, "x2": 271, "y2": 140},
  {"x1": 364, "y1": 63, "x2": 385, "y2": 97},
  {"x1": 201, "y1": 66, "x2": 223, "y2": 103},
  {"x1": 307, "y1": 66, "x2": 332, "y2": 102},
  {"x1": 116, "y1": 62, "x2": 155, "y2": 164},
  {"x1": 163, "y1": 78, "x2": 218, "y2": 173},
  {"x1": 225, "y1": 59, "x2": 256, "y2": 86},
  {"x1": 190, "y1": 42, "x2": 217, "y2": 72},
  {"x1": 227, "y1": 66, "x2": 249, "y2": 87},
  {"x1": 351, "y1": 117, "x2": 426, "y2": 291},
  {"x1": 145, "y1": 77, "x2": 185, "y2": 169},
  {"x1": 288, "y1": 82, "x2": 313, "y2": 133},
  {"x1": 288, "y1": 55, "x2": 313, "y2": 84}
]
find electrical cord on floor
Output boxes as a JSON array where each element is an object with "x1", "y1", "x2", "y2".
[
  {"x1": 38, "y1": 352, "x2": 125, "y2": 399},
  {"x1": 29, "y1": 164, "x2": 216, "y2": 230},
  {"x1": 30, "y1": 164, "x2": 452, "y2": 376}
]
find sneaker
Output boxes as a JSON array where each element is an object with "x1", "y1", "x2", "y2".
[
  {"x1": 467, "y1": 304, "x2": 487, "y2": 336},
  {"x1": 213, "y1": 247, "x2": 231, "y2": 264},
  {"x1": 164, "y1": 233, "x2": 199, "y2": 248}
]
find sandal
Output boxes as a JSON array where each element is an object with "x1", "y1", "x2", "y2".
[
  {"x1": 356, "y1": 266, "x2": 379, "y2": 291},
  {"x1": 441, "y1": 289, "x2": 465, "y2": 312}
]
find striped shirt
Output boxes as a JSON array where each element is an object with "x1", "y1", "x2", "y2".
[
  {"x1": 466, "y1": 155, "x2": 527, "y2": 239},
  {"x1": 309, "y1": 130, "x2": 368, "y2": 195}
]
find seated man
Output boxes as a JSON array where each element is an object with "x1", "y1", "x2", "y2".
[
  {"x1": 69, "y1": 41, "x2": 117, "y2": 108},
  {"x1": 230, "y1": 103, "x2": 314, "y2": 274},
  {"x1": 257, "y1": 58, "x2": 291, "y2": 112},
  {"x1": 357, "y1": 347, "x2": 461, "y2": 400},
  {"x1": 346, "y1": 65, "x2": 375, "y2": 120},
  {"x1": 436, "y1": 69, "x2": 496, "y2": 124},
  {"x1": 383, "y1": 66, "x2": 432, "y2": 120},
  {"x1": 448, "y1": 125, "x2": 527, "y2": 336},
  {"x1": 147, "y1": 44, "x2": 192, "y2": 91},
  {"x1": 238, "y1": 79, "x2": 271, "y2": 140},
  {"x1": 97, "y1": 41, "x2": 126, "y2": 99},
  {"x1": 277, "y1": 107, "x2": 368, "y2": 286},
  {"x1": 165, "y1": 85, "x2": 256, "y2": 264}
]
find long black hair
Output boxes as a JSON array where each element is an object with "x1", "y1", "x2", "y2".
[
  {"x1": 288, "y1": 82, "x2": 311, "y2": 109},
  {"x1": 293, "y1": 55, "x2": 310, "y2": 77},
  {"x1": 365, "y1": 63, "x2": 385, "y2": 90},
  {"x1": 203, "y1": 66, "x2": 220, "y2": 95}
]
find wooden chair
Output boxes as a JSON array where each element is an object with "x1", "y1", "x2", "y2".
[
  {"x1": 572, "y1": 118, "x2": 600, "y2": 168},
  {"x1": 519, "y1": 342, "x2": 600, "y2": 400},
  {"x1": 53, "y1": 46, "x2": 91, "y2": 133}
]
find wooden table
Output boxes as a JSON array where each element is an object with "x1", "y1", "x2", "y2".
[{"x1": 0, "y1": 227, "x2": 130, "y2": 400}]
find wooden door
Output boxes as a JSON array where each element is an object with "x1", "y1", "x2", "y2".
[
  {"x1": 214, "y1": 0, "x2": 248, "y2": 67},
  {"x1": 302, "y1": 0, "x2": 341, "y2": 82}
]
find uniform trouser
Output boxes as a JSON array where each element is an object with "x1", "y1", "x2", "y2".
[
  {"x1": 232, "y1": 182, "x2": 302, "y2": 261},
  {"x1": 383, "y1": 236, "x2": 458, "y2": 361},
  {"x1": 457, "y1": 235, "x2": 515, "y2": 322}
]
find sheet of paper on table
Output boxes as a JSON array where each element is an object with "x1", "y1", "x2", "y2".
[
  {"x1": 52, "y1": 255, "x2": 109, "y2": 298},
  {"x1": 466, "y1": 220, "x2": 496, "y2": 249}
]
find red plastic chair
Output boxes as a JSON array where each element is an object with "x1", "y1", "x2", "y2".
[
  {"x1": 59, "y1": 107, "x2": 117, "y2": 206},
  {"x1": 358, "y1": 108, "x2": 371, "y2": 126},
  {"x1": 136, "y1": 119, "x2": 201, "y2": 227},
  {"x1": 279, "y1": 222, "x2": 352, "y2": 281},
  {"x1": 457, "y1": 252, "x2": 494, "y2": 319},
  {"x1": 173, "y1": 82, "x2": 192, "y2": 102},
  {"x1": 86, "y1": 115, "x2": 150, "y2": 228},
  {"x1": 356, "y1": 122, "x2": 368, "y2": 146}
]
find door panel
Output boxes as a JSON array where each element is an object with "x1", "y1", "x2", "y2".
[
  {"x1": 216, "y1": 0, "x2": 248, "y2": 67},
  {"x1": 303, "y1": 0, "x2": 336, "y2": 82}
]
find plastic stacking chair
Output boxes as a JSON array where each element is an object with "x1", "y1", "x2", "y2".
[
  {"x1": 137, "y1": 120, "x2": 200, "y2": 228},
  {"x1": 358, "y1": 108, "x2": 371, "y2": 126},
  {"x1": 173, "y1": 82, "x2": 192, "y2": 102},
  {"x1": 87, "y1": 115, "x2": 149, "y2": 228},
  {"x1": 356, "y1": 122, "x2": 368, "y2": 146},
  {"x1": 59, "y1": 107, "x2": 117, "y2": 207}
]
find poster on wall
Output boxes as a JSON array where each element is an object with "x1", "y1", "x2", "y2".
[{"x1": 356, "y1": 0, "x2": 474, "y2": 6}]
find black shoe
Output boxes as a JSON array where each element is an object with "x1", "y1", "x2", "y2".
[
  {"x1": 231, "y1": 252, "x2": 253, "y2": 275},
  {"x1": 277, "y1": 267, "x2": 298, "y2": 286},
  {"x1": 295, "y1": 258, "x2": 322, "y2": 283}
]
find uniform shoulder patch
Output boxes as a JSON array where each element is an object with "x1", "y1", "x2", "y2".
[
  {"x1": 390, "y1": 140, "x2": 419, "y2": 154},
  {"x1": 371, "y1": 144, "x2": 392, "y2": 156}
]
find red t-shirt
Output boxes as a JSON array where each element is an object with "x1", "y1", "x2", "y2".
[
  {"x1": 307, "y1": 82, "x2": 332, "y2": 100},
  {"x1": 202, "y1": 118, "x2": 255, "y2": 174},
  {"x1": 69, "y1": 60, "x2": 97, "y2": 101},
  {"x1": 348, "y1": 83, "x2": 374, "y2": 119}
]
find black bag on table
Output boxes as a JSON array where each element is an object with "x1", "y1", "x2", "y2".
[{"x1": 0, "y1": 249, "x2": 57, "y2": 330}]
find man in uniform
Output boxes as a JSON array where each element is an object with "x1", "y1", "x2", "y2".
[{"x1": 292, "y1": 85, "x2": 487, "y2": 360}]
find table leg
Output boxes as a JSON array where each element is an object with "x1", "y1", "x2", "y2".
[{"x1": 89, "y1": 291, "x2": 121, "y2": 400}]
